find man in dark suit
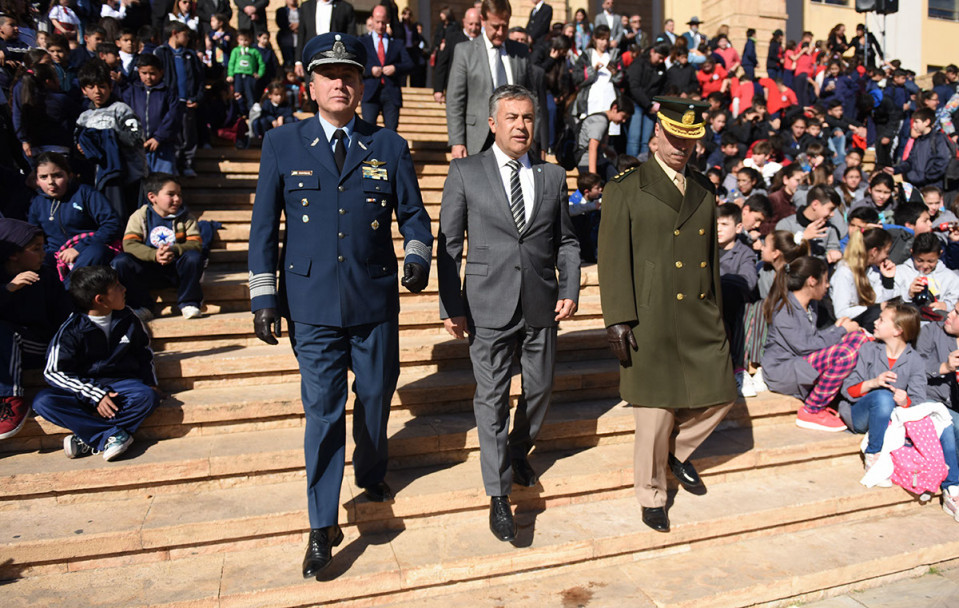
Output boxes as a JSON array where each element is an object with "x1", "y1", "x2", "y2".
[
  {"x1": 235, "y1": 0, "x2": 269, "y2": 35},
  {"x1": 432, "y1": 7, "x2": 480, "y2": 104},
  {"x1": 361, "y1": 5, "x2": 413, "y2": 131},
  {"x1": 248, "y1": 32, "x2": 432, "y2": 577},
  {"x1": 445, "y1": 0, "x2": 546, "y2": 158},
  {"x1": 293, "y1": 0, "x2": 357, "y2": 77},
  {"x1": 437, "y1": 84, "x2": 580, "y2": 542},
  {"x1": 525, "y1": 0, "x2": 552, "y2": 45}
]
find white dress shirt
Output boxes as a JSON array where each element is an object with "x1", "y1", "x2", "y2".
[
  {"x1": 492, "y1": 144, "x2": 534, "y2": 225},
  {"x1": 603, "y1": 10, "x2": 615, "y2": 29},
  {"x1": 483, "y1": 33, "x2": 513, "y2": 86},
  {"x1": 315, "y1": 0, "x2": 333, "y2": 36}
]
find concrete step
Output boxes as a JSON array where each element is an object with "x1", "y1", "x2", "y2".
[
  {"x1": 0, "y1": 425, "x2": 866, "y2": 579},
  {"x1": 377, "y1": 509, "x2": 959, "y2": 608},
  {"x1": 146, "y1": 296, "x2": 606, "y2": 349},
  {"x1": 2, "y1": 456, "x2": 936, "y2": 607},
  {"x1": 2, "y1": 390, "x2": 810, "y2": 494}
]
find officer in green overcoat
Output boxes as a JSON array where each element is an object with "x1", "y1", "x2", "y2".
[{"x1": 598, "y1": 96, "x2": 737, "y2": 533}]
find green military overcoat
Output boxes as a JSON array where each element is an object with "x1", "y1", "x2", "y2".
[{"x1": 597, "y1": 158, "x2": 737, "y2": 409}]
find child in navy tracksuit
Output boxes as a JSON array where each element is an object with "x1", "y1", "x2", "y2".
[
  {"x1": 33, "y1": 265, "x2": 159, "y2": 461},
  {"x1": 119, "y1": 54, "x2": 182, "y2": 175},
  {"x1": 250, "y1": 81, "x2": 296, "y2": 138},
  {"x1": 26, "y1": 153, "x2": 121, "y2": 277},
  {"x1": 0, "y1": 220, "x2": 73, "y2": 441},
  {"x1": 153, "y1": 21, "x2": 204, "y2": 177}
]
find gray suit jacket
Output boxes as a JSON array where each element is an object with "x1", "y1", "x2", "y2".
[
  {"x1": 445, "y1": 36, "x2": 546, "y2": 155},
  {"x1": 437, "y1": 149, "x2": 581, "y2": 328},
  {"x1": 594, "y1": 11, "x2": 625, "y2": 45}
]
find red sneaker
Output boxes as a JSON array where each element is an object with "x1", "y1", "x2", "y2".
[
  {"x1": 796, "y1": 406, "x2": 847, "y2": 433},
  {"x1": 0, "y1": 396, "x2": 30, "y2": 439}
]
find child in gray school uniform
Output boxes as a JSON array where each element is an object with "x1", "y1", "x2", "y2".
[{"x1": 774, "y1": 185, "x2": 842, "y2": 264}]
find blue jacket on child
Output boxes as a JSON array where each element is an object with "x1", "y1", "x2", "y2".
[
  {"x1": 11, "y1": 82, "x2": 77, "y2": 149},
  {"x1": 119, "y1": 80, "x2": 183, "y2": 145},
  {"x1": 259, "y1": 99, "x2": 295, "y2": 122},
  {"x1": 27, "y1": 183, "x2": 121, "y2": 255},
  {"x1": 44, "y1": 307, "x2": 157, "y2": 407},
  {"x1": 153, "y1": 44, "x2": 204, "y2": 103}
]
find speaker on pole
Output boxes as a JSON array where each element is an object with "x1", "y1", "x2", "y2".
[{"x1": 855, "y1": 0, "x2": 899, "y2": 14}]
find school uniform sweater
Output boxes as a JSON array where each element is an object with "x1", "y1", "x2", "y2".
[
  {"x1": 775, "y1": 211, "x2": 842, "y2": 260},
  {"x1": 917, "y1": 320, "x2": 959, "y2": 408},
  {"x1": 44, "y1": 307, "x2": 156, "y2": 407},
  {"x1": 839, "y1": 341, "x2": 927, "y2": 426},
  {"x1": 762, "y1": 292, "x2": 846, "y2": 399},
  {"x1": 829, "y1": 261, "x2": 897, "y2": 319},
  {"x1": 719, "y1": 239, "x2": 758, "y2": 293},
  {"x1": 895, "y1": 258, "x2": 959, "y2": 310},
  {"x1": 27, "y1": 184, "x2": 121, "y2": 254}
]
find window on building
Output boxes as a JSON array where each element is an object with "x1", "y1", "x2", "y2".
[
  {"x1": 931, "y1": 0, "x2": 959, "y2": 21},
  {"x1": 810, "y1": 0, "x2": 849, "y2": 5}
]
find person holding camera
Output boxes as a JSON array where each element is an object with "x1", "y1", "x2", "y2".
[{"x1": 896, "y1": 232, "x2": 959, "y2": 313}]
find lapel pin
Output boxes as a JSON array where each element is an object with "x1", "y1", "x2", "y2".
[
  {"x1": 310, "y1": 137, "x2": 319, "y2": 147},
  {"x1": 358, "y1": 140, "x2": 368, "y2": 150}
]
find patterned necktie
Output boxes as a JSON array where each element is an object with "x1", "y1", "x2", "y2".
[
  {"x1": 507, "y1": 159, "x2": 526, "y2": 232},
  {"x1": 493, "y1": 46, "x2": 508, "y2": 88},
  {"x1": 674, "y1": 172, "x2": 686, "y2": 196},
  {"x1": 377, "y1": 35, "x2": 386, "y2": 84},
  {"x1": 332, "y1": 129, "x2": 347, "y2": 173}
]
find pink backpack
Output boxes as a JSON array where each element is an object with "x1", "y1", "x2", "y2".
[{"x1": 890, "y1": 417, "x2": 949, "y2": 494}]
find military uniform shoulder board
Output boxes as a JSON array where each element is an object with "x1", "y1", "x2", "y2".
[{"x1": 610, "y1": 166, "x2": 638, "y2": 183}]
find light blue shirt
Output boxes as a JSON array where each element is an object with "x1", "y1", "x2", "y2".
[
  {"x1": 371, "y1": 32, "x2": 389, "y2": 57},
  {"x1": 317, "y1": 114, "x2": 355, "y2": 155}
]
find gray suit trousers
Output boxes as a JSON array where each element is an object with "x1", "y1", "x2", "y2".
[{"x1": 468, "y1": 307, "x2": 557, "y2": 496}]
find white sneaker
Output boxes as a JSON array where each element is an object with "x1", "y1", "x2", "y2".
[
  {"x1": 181, "y1": 305, "x2": 202, "y2": 319},
  {"x1": 740, "y1": 371, "x2": 757, "y2": 398},
  {"x1": 943, "y1": 486, "x2": 959, "y2": 522},
  {"x1": 751, "y1": 368, "x2": 768, "y2": 393},
  {"x1": 132, "y1": 307, "x2": 153, "y2": 323}
]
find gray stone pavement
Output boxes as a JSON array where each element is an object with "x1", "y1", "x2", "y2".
[{"x1": 798, "y1": 563, "x2": 959, "y2": 608}]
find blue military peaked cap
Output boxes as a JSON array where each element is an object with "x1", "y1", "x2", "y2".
[{"x1": 303, "y1": 32, "x2": 367, "y2": 73}]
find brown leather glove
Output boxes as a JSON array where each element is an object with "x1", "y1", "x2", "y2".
[{"x1": 606, "y1": 323, "x2": 638, "y2": 368}]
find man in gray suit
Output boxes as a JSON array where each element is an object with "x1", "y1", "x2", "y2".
[
  {"x1": 445, "y1": 0, "x2": 545, "y2": 159},
  {"x1": 437, "y1": 84, "x2": 581, "y2": 542},
  {"x1": 594, "y1": 0, "x2": 625, "y2": 47}
]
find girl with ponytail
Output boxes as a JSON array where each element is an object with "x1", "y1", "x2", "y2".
[
  {"x1": 762, "y1": 256, "x2": 868, "y2": 432},
  {"x1": 830, "y1": 227, "x2": 896, "y2": 331},
  {"x1": 11, "y1": 53, "x2": 76, "y2": 160}
]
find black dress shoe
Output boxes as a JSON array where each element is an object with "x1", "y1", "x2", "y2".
[
  {"x1": 511, "y1": 458, "x2": 538, "y2": 487},
  {"x1": 668, "y1": 453, "x2": 705, "y2": 493},
  {"x1": 489, "y1": 496, "x2": 516, "y2": 542},
  {"x1": 361, "y1": 480, "x2": 394, "y2": 502},
  {"x1": 302, "y1": 525, "x2": 344, "y2": 578},
  {"x1": 641, "y1": 507, "x2": 670, "y2": 533}
]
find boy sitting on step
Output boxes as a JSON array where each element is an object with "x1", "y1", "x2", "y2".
[
  {"x1": 111, "y1": 173, "x2": 204, "y2": 321},
  {"x1": 33, "y1": 265, "x2": 160, "y2": 462}
]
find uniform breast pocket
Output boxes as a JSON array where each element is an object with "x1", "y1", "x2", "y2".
[{"x1": 285, "y1": 175, "x2": 320, "y2": 193}]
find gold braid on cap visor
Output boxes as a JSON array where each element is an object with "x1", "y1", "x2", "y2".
[{"x1": 657, "y1": 111, "x2": 706, "y2": 139}]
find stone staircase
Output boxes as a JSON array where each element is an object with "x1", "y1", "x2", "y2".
[{"x1": 1, "y1": 88, "x2": 957, "y2": 607}]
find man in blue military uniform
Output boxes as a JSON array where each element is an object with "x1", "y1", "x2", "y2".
[{"x1": 247, "y1": 31, "x2": 432, "y2": 578}]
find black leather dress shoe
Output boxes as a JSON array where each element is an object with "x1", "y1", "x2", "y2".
[
  {"x1": 302, "y1": 525, "x2": 344, "y2": 578},
  {"x1": 361, "y1": 480, "x2": 394, "y2": 502},
  {"x1": 511, "y1": 458, "x2": 538, "y2": 487},
  {"x1": 641, "y1": 507, "x2": 670, "y2": 533},
  {"x1": 668, "y1": 453, "x2": 705, "y2": 494},
  {"x1": 489, "y1": 496, "x2": 516, "y2": 541}
]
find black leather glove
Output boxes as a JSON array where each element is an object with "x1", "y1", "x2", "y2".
[
  {"x1": 254, "y1": 308, "x2": 282, "y2": 345},
  {"x1": 606, "y1": 323, "x2": 638, "y2": 368},
  {"x1": 401, "y1": 262, "x2": 428, "y2": 293}
]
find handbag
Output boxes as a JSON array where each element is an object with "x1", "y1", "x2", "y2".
[{"x1": 889, "y1": 416, "x2": 949, "y2": 495}]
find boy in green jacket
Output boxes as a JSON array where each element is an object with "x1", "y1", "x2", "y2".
[{"x1": 227, "y1": 29, "x2": 265, "y2": 107}]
